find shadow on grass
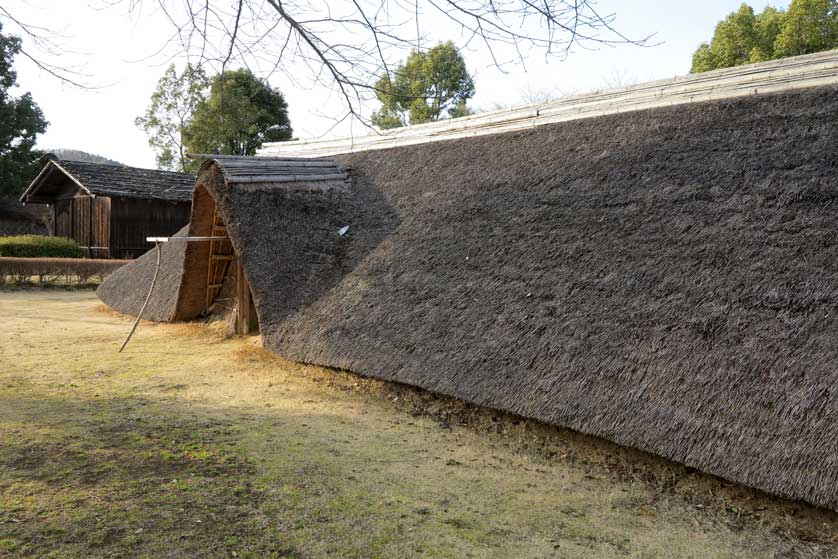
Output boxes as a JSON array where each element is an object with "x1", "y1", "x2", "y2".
[
  {"x1": 0, "y1": 393, "x2": 302, "y2": 559},
  {"x1": 2, "y1": 385, "x2": 837, "y2": 559}
]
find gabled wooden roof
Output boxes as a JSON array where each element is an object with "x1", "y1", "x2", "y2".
[
  {"x1": 190, "y1": 154, "x2": 347, "y2": 184},
  {"x1": 20, "y1": 159, "x2": 195, "y2": 203}
]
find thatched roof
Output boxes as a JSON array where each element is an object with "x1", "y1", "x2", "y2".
[
  {"x1": 98, "y1": 84, "x2": 838, "y2": 511},
  {"x1": 95, "y1": 225, "x2": 189, "y2": 321},
  {"x1": 190, "y1": 156, "x2": 355, "y2": 318},
  {"x1": 97, "y1": 156, "x2": 349, "y2": 321},
  {"x1": 20, "y1": 160, "x2": 194, "y2": 203}
]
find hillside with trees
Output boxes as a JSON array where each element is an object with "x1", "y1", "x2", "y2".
[{"x1": 50, "y1": 149, "x2": 121, "y2": 166}]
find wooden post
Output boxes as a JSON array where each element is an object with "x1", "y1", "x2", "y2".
[
  {"x1": 235, "y1": 260, "x2": 252, "y2": 335},
  {"x1": 88, "y1": 196, "x2": 94, "y2": 258}
]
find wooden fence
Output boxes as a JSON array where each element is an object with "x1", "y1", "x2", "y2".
[{"x1": 0, "y1": 257, "x2": 128, "y2": 285}]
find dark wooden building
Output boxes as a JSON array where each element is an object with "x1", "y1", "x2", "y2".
[
  {"x1": 20, "y1": 159, "x2": 194, "y2": 258},
  {"x1": 0, "y1": 200, "x2": 51, "y2": 236}
]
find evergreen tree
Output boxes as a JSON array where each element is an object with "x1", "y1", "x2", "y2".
[
  {"x1": 692, "y1": 0, "x2": 838, "y2": 73},
  {"x1": 184, "y1": 69, "x2": 292, "y2": 156},
  {"x1": 372, "y1": 42, "x2": 474, "y2": 129},
  {"x1": 136, "y1": 64, "x2": 208, "y2": 172},
  {"x1": 0, "y1": 22, "x2": 48, "y2": 199}
]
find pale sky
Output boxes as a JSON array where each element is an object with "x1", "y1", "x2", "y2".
[{"x1": 5, "y1": 0, "x2": 787, "y2": 168}]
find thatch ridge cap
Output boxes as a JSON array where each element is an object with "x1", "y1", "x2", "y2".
[
  {"x1": 258, "y1": 49, "x2": 838, "y2": 158},
  {"x1": 191, "y1": 154, "x2": 347, "y2": 186}
]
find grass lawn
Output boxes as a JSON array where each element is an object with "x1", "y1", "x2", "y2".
[{"x1": 0, "y1": 290, "x2": 835, "y2": 558}]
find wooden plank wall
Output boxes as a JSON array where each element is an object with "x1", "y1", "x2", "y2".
[
  {"x1": 52, "y1": 195, "x2": 111, "y2": 258},
  {"x1": 55, "y1": 194, "x2": 188, "y2": 259},
  {"x1": 109, "y1": 198, "x2": 191, "y2": 259},
  {"x1": 92, "y1": 197, "x2": 111, "y2": 258},
  {"x1": 53, "y1": 199, "x2": 72, "y2": 239}
]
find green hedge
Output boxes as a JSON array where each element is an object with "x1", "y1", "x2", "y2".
[{"x1": 0, "y1": 235, "x2": 85, "y2": 258}]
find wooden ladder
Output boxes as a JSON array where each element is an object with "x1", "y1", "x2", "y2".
[{"x1": 205, "y1": 211, "x2": 233, "y2": 309}]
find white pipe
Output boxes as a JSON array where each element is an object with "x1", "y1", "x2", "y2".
[{"x1": 146, "y1": 236, "x2": 227, "y2": 242}]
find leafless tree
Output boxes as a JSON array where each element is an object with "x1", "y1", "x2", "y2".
[
  {"x1": 112, "y1": 0, "x2": 651, "y2": 129},
  {"x1": 599, "y1": 66, "x2": 640, "y2": 90},
  {"x1": 2, "y1": 1, "x2": 651, "y2": 123},
  {"x1": 0, "y1": 4, "x2": 95, "y2": 88}
]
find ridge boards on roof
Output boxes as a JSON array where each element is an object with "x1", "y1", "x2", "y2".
[
  {"x1": 190, "y1": 153, "x2": 339, "y2": 167},
  {"x1": 227, "y1": 173, "x2": 348, "y2": 184},
  {"x1": 192, "y1": 154, "x2": 349, "y2": 185},
  {"x1": 257, "y1": 49, "x2": 838, "y2": 158}
]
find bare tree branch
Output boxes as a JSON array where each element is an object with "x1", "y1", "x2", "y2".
[
  {"x1": 0, "y1": 4, "x2": 98, "y2": 88},
  {"x1": 114, "y1": 0, "x2": 653, "y2": 130}
]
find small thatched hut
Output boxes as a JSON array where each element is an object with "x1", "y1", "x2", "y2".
[
  {"x1": 96, "y1": 156, "x2": 350, "y2": 332},
  {"x1": 20, "y1": 159, "x2": 194, "y2": 258},
  {"x1": 98, "y1": 51, "x2": 838, "y2": 511}
]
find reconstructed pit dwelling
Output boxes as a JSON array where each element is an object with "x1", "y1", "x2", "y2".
[{"x1": 98, "y1": 50, "x2": 838, "y2": 512}]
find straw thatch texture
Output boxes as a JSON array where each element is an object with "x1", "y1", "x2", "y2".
[
  {"x1": 195, "y1": 161, "x2": 380, "y2": 332},
  {"x1": 97, "y1": 85, "x2": 838, "y2": 511},
  {"x1": 95, "y1": 225, "x2": 189, "y2": 321},
  {"x1": 241, "y1": 86, "x2": 838, "y2": 510}
]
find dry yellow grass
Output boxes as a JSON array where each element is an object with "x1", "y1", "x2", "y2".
[{"x1": 0, "y1": 290, "x2": 835, "y2": 558}]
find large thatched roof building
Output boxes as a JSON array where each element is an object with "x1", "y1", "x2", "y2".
[
  {"x1": 98, "y1": 51, "x2": 838, "y2": 511},
  {"x1": 20, "y1": 159, "x2": 193, "y2": 258}
]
